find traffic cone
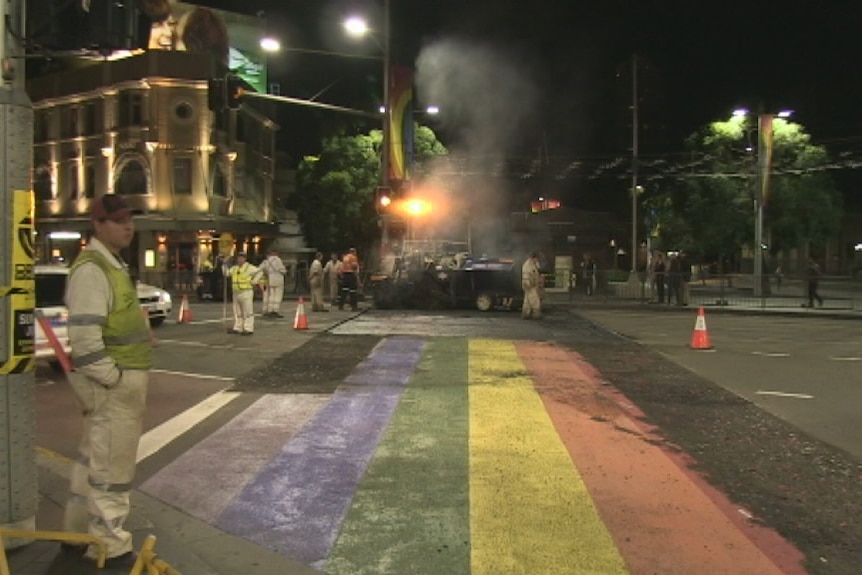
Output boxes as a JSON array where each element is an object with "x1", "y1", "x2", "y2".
[
  {"x1": 689, "y1": 307, "x2": 712, "y2": 350},
  {"x1": 178, "y1": 294, "x2": 193, "y2": 323},
  {"x1": 294, "y1": 297, "x2": 308, "y2": 330}
]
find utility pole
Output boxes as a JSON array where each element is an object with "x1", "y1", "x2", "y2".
[
  {"x1": 630, "y1": 53, "x2": 639, "y2": 277},
  {"x1": 380, "y1": 0, "x2": 392, "y2": 255},
  {"x1": 0, "y1": 0, "x2": 38, "y2": 545}
]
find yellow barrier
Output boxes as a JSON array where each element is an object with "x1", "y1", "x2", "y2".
[
  {"x1": 129, "y1": 535, "x2": 181, "y2": 575},
  {"x1": 0, "y1": 528, "x2": 107, "y2": 573}
]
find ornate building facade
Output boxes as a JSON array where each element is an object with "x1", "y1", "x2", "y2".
[{"x1": 28, "y1": 50, "x2": 289, "y2": 289}]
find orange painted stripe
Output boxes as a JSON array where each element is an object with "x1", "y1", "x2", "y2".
[{"x1": 516, "y1": 341, "x2": 806, "y2": 575}]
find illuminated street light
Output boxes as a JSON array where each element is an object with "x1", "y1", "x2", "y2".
[
  {"x1": 260, "y1": 37, "x2": 281, "y2": 52},
  {"x1": 344, "y1": 5, "x2": 392, "y2": 254},
  {"x1": 734, "y1": 107, "x2": 793, "y2": 298}
]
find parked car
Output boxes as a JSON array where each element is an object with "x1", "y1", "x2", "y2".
[{"x1": 35, "y1": 264, "x2": 171, "y2": 370}]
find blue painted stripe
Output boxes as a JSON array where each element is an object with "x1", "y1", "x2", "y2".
[
  {"x1": 215, "y1": 336, "x2": 425, "y2": 567},
  {"x1": 140, "y1": 394, "x2": 329, "y2": 523}
]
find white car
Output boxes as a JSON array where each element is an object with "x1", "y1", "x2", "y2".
[{"x1": 35, "y1": 265, "x2": 171, "y2": 370}]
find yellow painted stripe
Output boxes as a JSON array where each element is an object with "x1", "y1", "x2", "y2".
[{"x1": 468, "y1": 339, "x2": 628, "y2": 575}]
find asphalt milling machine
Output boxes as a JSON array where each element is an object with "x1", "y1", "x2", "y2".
[{"x1": 368, "y1": 240, "x2": 524, "y2": 311}]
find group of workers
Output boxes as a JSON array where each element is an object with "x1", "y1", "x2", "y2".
[{"x1": 220, "y1": 247, "x2": 362, "y2": 335}]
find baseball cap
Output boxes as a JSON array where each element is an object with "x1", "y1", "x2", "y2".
[{"x1": 91, "y1": 195, "x2": 133, "y2": 221}]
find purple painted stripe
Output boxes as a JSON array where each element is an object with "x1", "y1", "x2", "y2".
[
  {"x1": 215, "y1": 336, "x2": 425, "y2": 566},
  {"x1": 140, "y1": 394, "x2": 329, "y2": 523}
]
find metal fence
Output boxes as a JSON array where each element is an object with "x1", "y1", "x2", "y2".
[{"x1": 545, "y1": 268, "x2": 862, "y2": 312}]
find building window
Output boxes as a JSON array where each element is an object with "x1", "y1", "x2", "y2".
[
  {"x1": 84, "y1": 163, "x2": 96, "y2": 198},
  {"x1": 64, "y1": 106, "x2": 79, "y2": 139},
  {"x1": 115, "y1": 159, "x2": 148, "y2": 195},
  {"x1": 174, "y1": 101, "x2": 194, "y2": 122},
  {"x1": 119, "y1": 92, "x2": 143, "y2": 127},
  {"x1": 67, "y1": 162, "x2": 80, "y2": 200},
  {"x1": 173, "y1": 157, "x2": 192, "y2": 195},
  {"x1": 33, "y1": 165, "x2": 52, "y2": 201},
  {"x1": 212, "y1": 166, "x2": 227, "y2": 197},
  {"x1": 84, "y1": 102, "x2": 98, "y2": 135}
]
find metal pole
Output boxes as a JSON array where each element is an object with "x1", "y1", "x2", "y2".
[
  {"x1": 1, "y1": 0, "x2": 38, "y2": 542},
  {"x1": 753, "y1": 113, "x2": 770, "y2": 299},
  {"x1": 631, "y1": 53, "x2": 638, "y2": 275},
  {"x1": 380, "y1": 0, "x2": 391, "y2": 253}
]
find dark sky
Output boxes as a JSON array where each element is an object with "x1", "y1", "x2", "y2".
[{"x1": 209, "y1": 0, "x2": 862, "y2": 164}]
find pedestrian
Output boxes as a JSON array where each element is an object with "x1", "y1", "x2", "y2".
[
  {"x1": 62, "y1": 195, "x2": 152, "y2": 569},
  {"x1": 259, "y1": 248, "x2": 287, "y2": 318},
  {"x1": 653, "y1": 252, "x2": 666, "y2": 304},
  {"x1": 679, "y1": 250, "x2": 691, "y2": 306},
  {"x1": 323, "y1": 252, "x2": 341, "y2": 303},
  {"x1": 339, "y1": 248, "x2": 360, "y2": 311},
  {"x1": 774, "y1": 264, "x2": 783, "y2": 292},
  {"x1": 225, "y1": 251, "x2": 261, "y2": 334},
  {"x1": 667, "y1": 252, "x2": 681, "y2": 305},
  {"x1": 806, "y1": 256, "x2": 824, "y2": 308},
  {"x1": 309, "y1": 251, "x2": 327, "y2": 311},
  {"x1": 581, "y1": 252, "x2": 597, "y2": 296},
  {"x1": 521, "y1": 251, "x2": 543, "y2": 319}
]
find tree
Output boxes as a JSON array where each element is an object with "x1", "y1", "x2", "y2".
[
  {"x1": 647, "y1": 114, "x2": 841, "y2": 267},
  {"x1": 289, "y1": 124, "x2": 448, "y2": 258}
]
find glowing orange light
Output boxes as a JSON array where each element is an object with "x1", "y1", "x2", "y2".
[{"x1": 405, "y1": 198, "x2": 431, "y2": 216}]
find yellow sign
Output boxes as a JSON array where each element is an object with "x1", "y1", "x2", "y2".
[
  {"x1": 219, "y1": 233, "x2": 234, "y2": 256},
  {"x1": 0, "y1": 190, "x2": 35, "y2": 374}
]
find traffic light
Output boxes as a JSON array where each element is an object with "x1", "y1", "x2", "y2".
[
  {"x1": 226, "y1": 75, "x2": 244, "y2": 109},
  {"x1": 376, "y1": 186, "x2": 392, "y2": 213}
]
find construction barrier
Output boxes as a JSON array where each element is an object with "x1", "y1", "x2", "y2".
[
  {"x1": 689, "y1": 307, "x2": 713, "y2": 350},
  {"x1": 129, "y1": 535, "x2": 182, "y2": 575},
  {"x1": 177, "y1": 294, "x2": 193, "y2": 323},
  {"x1": 294, "y1": 297, "x2": 308, "y2": 330},
  {"x1": 0, "y1": 528, "x2": 107, "y2": 573}
]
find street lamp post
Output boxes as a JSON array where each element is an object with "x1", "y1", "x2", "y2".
[
  {"x1": 753, "y1": 113, "x2": 771, "y2": 299},
  {"x1": 381, "y1": 0, "x2": 392, "y2": 252}
]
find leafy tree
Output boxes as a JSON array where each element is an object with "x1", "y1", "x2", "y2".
[
  {"x1": 647, "y1": 115, "x2": 841, "y2": 266},
  {"x1": 289, "y1": 124, "x2": 448, "y2": 258}
]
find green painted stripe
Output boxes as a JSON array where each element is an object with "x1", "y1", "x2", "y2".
[
  {"x1": 327, "y1": 338, "x2": 470, "y2": 575},
  {"x1": 469, "y1": 339, "x2": 628, "y2": 575}
]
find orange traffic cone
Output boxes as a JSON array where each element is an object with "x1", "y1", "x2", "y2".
[
  {"x1": 689, "y1": 307, "x2": 712, "y2": 350},
  {"x1": 294, "y1": 297, "x2": 308, "y2": 330},
  {"x1": 178, "y1": 294, "x2": 193, "y2": 323}
]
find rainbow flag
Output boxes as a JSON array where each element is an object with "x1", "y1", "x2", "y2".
[
  {"x1": 142, "y1": 337, "x2": 799, "y2": 574},
  {"x1": 388, "y1": 66, "x2": 413, "y2": 182}
]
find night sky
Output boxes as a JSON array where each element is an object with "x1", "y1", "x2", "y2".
[{"x1": 132, "y1": 0, "x2": 861, "y2": 216}]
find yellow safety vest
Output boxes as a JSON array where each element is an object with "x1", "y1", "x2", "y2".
[
  {"x1": 70, "y1": 250, "x2": 152, "y2": 370},
  {"x1": 231, "y1": 262, "x2": 254, "y2": 291}
]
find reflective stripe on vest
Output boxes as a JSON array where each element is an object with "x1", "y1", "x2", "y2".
[
  {"x1": 231, "y1": 262, "x2": 254, "y2": 291},
  {"x1": 70, "y1": 250, "x2": 153, "y2": 370}
]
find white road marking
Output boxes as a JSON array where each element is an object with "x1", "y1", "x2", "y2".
[
  {"x1": 150, "y1": 368, "x2": 236, "y2": 382},
  {"x1": 751, "y1": 351, "x2": 791, "y2": 358},
  {"x1": 829, "y1": 356, "x2": 862, "y2": 362},
  {"x1": 137, "y1": 389, "x2": 240, "y2": 462},
  {"x1": 155, "y1": 339, "x2": 234, "y2": 350},
  {"x1": 755, "y1": 391, "x2": 814, "y2": 400}
]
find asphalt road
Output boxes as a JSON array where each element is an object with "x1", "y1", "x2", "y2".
[{"x1": 574, "y1": 308, "x2": 862, "y2": 461}]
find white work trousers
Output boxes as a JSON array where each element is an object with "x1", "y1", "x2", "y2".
[
  {"x1": 64, "y1": 369, "x2": 148, "y2": 559},
  {"x1": 264, "y1": 283, "x2": 284, "y2": 313},
  {"x1": 233, "y1": 289, "x2": 255, "y2": 332},
  {"x1": 310, "y1": 278, "x2": 325, "y2": 311},
  {"x1": 522, "y1": 286, "x2": 542, "y2": 319}
]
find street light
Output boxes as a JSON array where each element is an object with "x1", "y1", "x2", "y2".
[
  {"x1": 737, "y1": 108, "x2": 792, "y2": 298},
  {"x1": 343, "y1": 3, "x2": 392, "y2": 253}
]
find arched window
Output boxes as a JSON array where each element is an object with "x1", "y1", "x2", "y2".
[
  {"x1": 33, "y1": 165, "x2": 53, "y2": 201},
  {"x1": 115, "y1": 159, "x2": 148, "y2": 195}
]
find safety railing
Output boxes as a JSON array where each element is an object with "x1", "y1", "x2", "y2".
[
  {"x1": 544, "y1": 268, "x2": 862, "y2": 312},
  {"x1": 0, "y1": 528, "x2": 107, "y2": 573},
  {"x1": 129, "y1": 535, "x2": 182, "y2": 575}
]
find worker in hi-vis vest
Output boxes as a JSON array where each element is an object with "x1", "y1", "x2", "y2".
[{"x1": 225, "y1": 251, "x2": 262, "y2": 334}]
